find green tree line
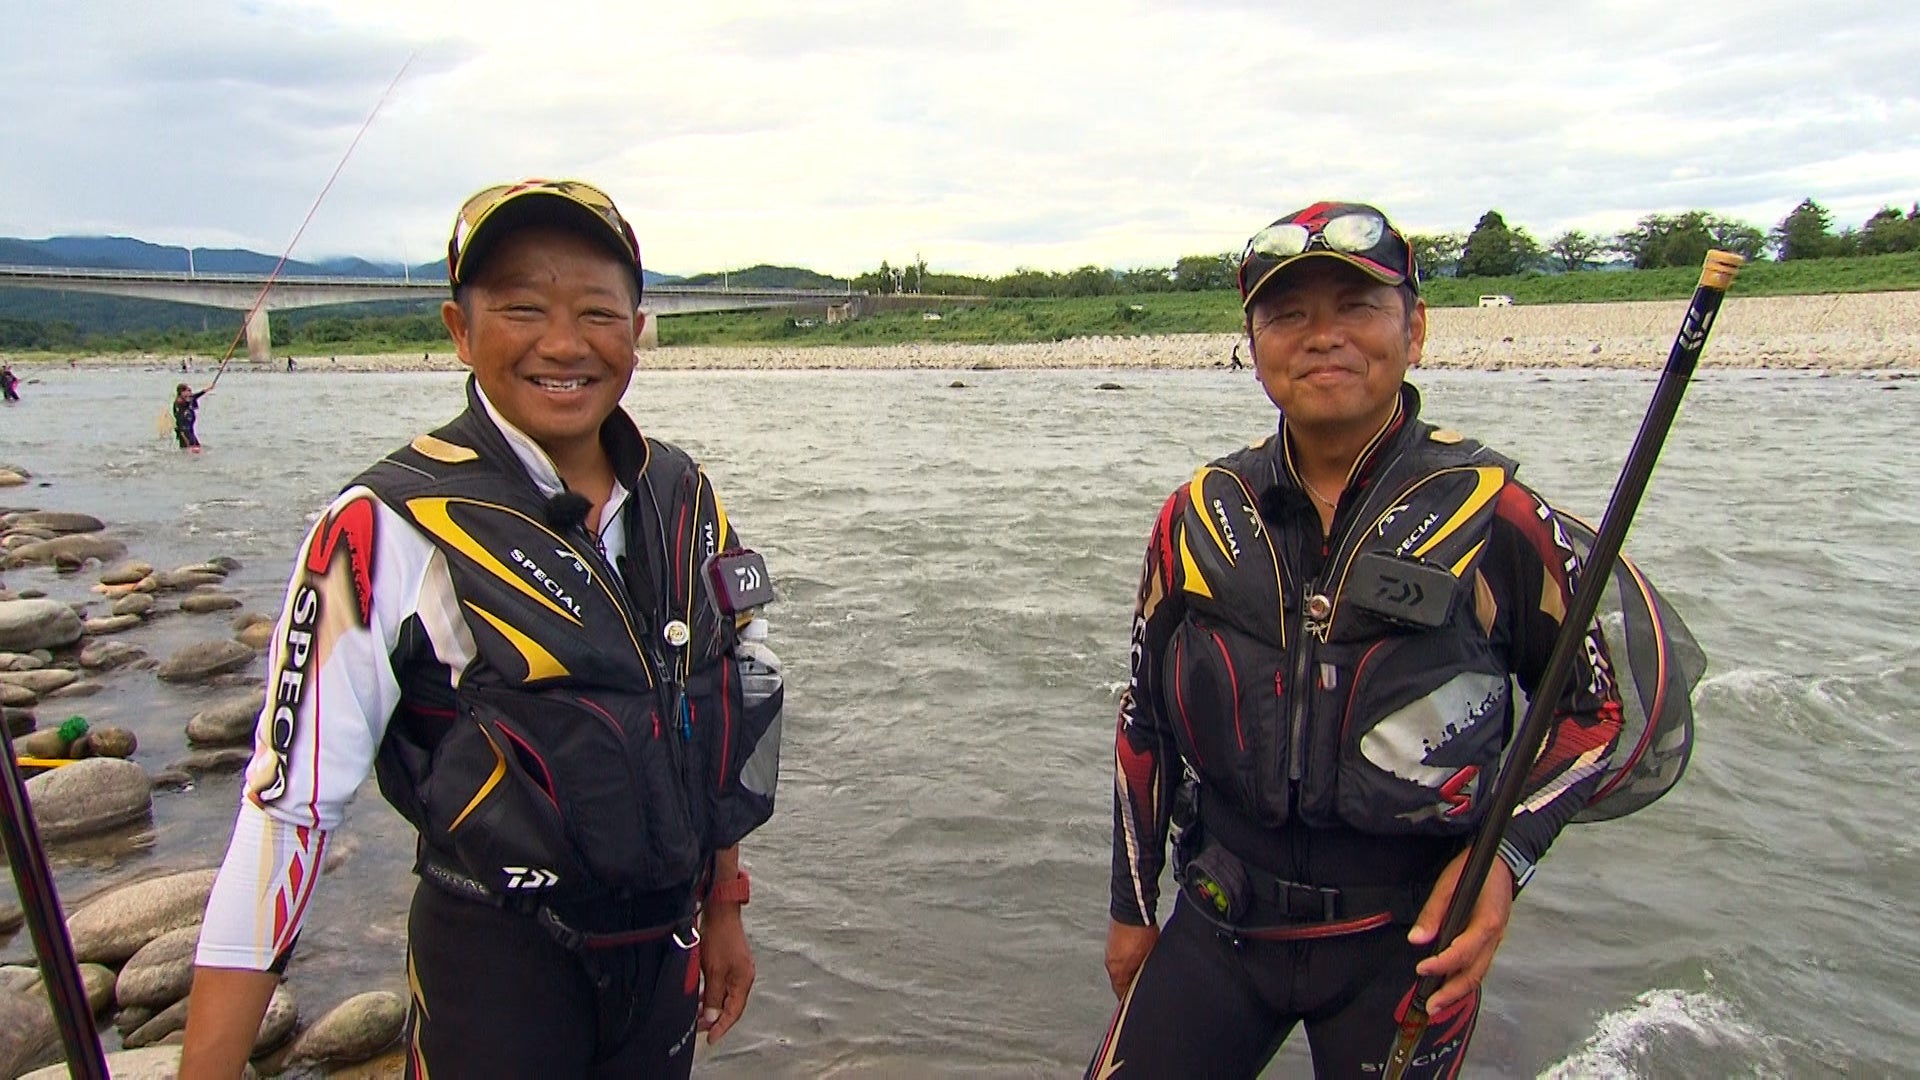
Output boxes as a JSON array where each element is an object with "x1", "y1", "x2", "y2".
[{"x1": 1415, "y1": 198, "x2": 1920, "y2": 279}]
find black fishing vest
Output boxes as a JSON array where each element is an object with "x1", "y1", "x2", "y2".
[
  {"x1": 1165, "y1": 419, "x2": 1518, "y2": 838},
  {"x1": 363, "y1": 381, "x2": 778, "y2": 910}
]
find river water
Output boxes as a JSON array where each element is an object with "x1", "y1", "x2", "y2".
[{"x1": 1, "y1": 364, "x2": 1914, "y2": 1077}]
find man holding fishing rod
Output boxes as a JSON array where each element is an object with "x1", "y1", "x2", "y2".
[
  {"x1": 179, "y1": 179, "x2": 783, "y2": 1077},
  {"x1": 1087, "y1": 202, "x2": 1626, "y2": 1077}
]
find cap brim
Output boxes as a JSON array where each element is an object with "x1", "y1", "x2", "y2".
[{"x1": 1241, "y1": 250, "x2": 1408, "y2": 310}]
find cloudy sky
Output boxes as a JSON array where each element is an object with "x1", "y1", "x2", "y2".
[{"x1": 3, "y1": 0, "x2": 1915, "y2": 277}]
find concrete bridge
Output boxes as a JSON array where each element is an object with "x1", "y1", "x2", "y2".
[{"x1": 0, "y1": 265, "x2": 863, "y2": 358}]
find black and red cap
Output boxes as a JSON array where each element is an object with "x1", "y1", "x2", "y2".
[
  {"x1": 1237, "y1": 201, "x2": 1417, "y2": 309},
  {"x1": 447, "y1": 179, "x2": 643, "y2": 303}
]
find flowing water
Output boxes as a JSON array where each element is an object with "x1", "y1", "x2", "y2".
[{"x1": 1, "y1": 363, "x2": 1915, "y2": 1077}]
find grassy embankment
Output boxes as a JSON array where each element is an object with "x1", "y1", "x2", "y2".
[{"x1": 662, "y1": 250, "x2": 1920, "y2": 347}]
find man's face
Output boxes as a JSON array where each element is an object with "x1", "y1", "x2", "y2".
[
  {"x1": 441, "y1": 225, "x2": 641, "y2": 456},
  {"x1": 1247, "y1": 260, "x2": 1424, "y2": 435}
]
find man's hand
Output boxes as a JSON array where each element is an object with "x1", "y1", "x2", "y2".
[
  {"x1": 1104, "y1": 919, "x2": 1160, "y2": 1000},
  {"x1": 1406, "y1": 849, "x2": 1515, "y2": 1015},
  {"x1": 697, "y1": 901, "x2": 754, "y2": 1046}
]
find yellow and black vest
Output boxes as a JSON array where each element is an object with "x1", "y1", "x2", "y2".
[
  {"x1": 1166, "y1": 419, "x2": 1517, "y2": 837},
  {"x1": 365, "y1": 380, "x2": 778, "y2": 911}
]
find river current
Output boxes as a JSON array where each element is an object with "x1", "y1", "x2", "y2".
[{"x1": 0, "y1": 364, "x2": 1914, "y2": 1077}]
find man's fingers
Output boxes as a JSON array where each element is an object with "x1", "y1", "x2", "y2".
[{"x1": 707, "y1": 980, "x2": 749, "y2": 1044}]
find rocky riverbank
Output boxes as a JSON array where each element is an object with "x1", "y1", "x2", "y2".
[
  {"x1": 0, "y1": 487, "x2": 408, "y2": 1078},
  {"x1": 8, "y1": 290, "x2": 1919, "y2": 375}
]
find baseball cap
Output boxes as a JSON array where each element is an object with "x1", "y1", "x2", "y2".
[
  {"x1": 1237, "y1": 201, "x2": 1417, "y2": 309},
  {"x1": 447, "y1": 179, "x2": 644, "y2": 302}
]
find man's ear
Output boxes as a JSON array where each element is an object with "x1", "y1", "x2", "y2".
[
  {"x1": 441, "y1": 299, "x2": 474, "y2": 368},
  {"x1": 1406, "y1": 296, "x2": 1428, "y2": 369}
]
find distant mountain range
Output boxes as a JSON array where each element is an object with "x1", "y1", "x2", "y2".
[{"x1": 0, "y1": 235, "x2": 684, "y2": 287}]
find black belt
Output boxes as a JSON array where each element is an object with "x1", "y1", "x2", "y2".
[
  {"x1": 418, "y1": 850, "x2": 696, "y2": 952},
  {"x1": 1237, "y1": 861, "x2": 1431, "y2": 925}
]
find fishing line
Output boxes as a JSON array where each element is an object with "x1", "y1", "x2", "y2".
[{"x1": 206, "y1": 51, "x2": 417, "y2": 389}]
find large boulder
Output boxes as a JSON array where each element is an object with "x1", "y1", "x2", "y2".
[
  {"x1": 0, "y1": 964, "x2": 116, "y2": 1078},
  {"x1": 7, "y1": 534, "x2": 127, "y2": 567},
  {"x1": 116, "y1": 925, "x2": 201, "y2": 1011},
  {"x1": 3, "y1": 511, "x2": 104, "y2": 535},
  {"x1": 157, "y1": 639, "x2": 255, "y2": 683},
  {"x1": 186, "y1": 691, "x2": 265, "y2": 747},
  {"x1": 284, "y1": 990, "x2": 407, "y2": 1068},
  {"x1": 0, "y1": 599, "x2": 84, "y2": 652},
  {"x1": 83, "y1": 614, "x2": 142, "y2": 635},
  {"x1": 65, "y1": 868, "x2": 217, "y2": 965},
  {"x1": 121, "y1": 996, "x2": 189, "y2": 1049},
  {"x1": 25, "y1": 758, "x2": 152, "y2": 841},
  {"x1": 256, "y1": 982, "x2": 300, "y2": 1055}
]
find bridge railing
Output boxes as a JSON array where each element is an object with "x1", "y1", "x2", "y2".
[{"x1": 0, "y1": 264, "x2": 868, "y2": 299}]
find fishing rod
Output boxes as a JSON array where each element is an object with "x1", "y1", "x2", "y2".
[
  {"x1": 205, "y1": 51, "x2": 417, "y2": 391},
  {"x1": 1381, "y1": 249, "x2": 1744, "y2": 1080},
  {"x1": 0, "y1": 723, "x2": 105, "y2": 1078}
]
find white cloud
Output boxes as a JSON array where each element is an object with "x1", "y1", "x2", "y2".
[{"x1": 1, "y1": 0, "x2": 1914, "y2": 275}]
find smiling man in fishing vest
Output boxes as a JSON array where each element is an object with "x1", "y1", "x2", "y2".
[
  {"x1": 1087, "y1": 202, "x2": 1624, "y2": 1078},
  {"x1": 181, "y1": 179, "x2": 783, "y2": 1078}
]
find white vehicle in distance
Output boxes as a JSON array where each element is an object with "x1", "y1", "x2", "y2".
[{"x1": 1478, "y1": 294, "x2": 1515, "y2": 307}]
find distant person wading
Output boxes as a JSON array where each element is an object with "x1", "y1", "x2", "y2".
[{"x1": 173, "y1": 382, "x2": 211, "y2": 450}]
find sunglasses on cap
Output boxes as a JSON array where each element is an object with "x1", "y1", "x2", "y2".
[
  {"x1": 447, "y1": 179, "x2": 643, "y2": 298},
  {"x1": 1237, "y1": 203, "x2": 1417, "y2": 308}
]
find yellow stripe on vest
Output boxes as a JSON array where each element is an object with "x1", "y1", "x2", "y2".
[
  {"x1": 1411, "y1": 466, "x2": 1507, "y2": 559},
  {"x1": 466, "y1": 600, "x2": 571, "y2": 682},
  {"x1": 1177, "y1": 529, "x2": 1214, "y2": 600},
  {"x1": 1188, "y1": 467, "x2": 1238, "y2": 566},
  {"x1": 407, "y1": 497, "x2": 581, "y2": 626},
  {"x1": 447, "y1": 722, "x2": 509, "y2": 831},
  {"x1": 410, "y1": 434, "x2": 479, "y2": 463}
]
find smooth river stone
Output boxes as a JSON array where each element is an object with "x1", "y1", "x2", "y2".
[
  {"x1": 157, "y1": 638, "x2": 255, "y2": 682},
  {"x1": 236, "y1": 620, "x2": 275, "y2": 649},
  {"x1": 0, "y1": 651, "x2": 45, "y2": 670},
  {"x1": 171, "y1": 746, "x2": 253, "y2": 773},
  {"x1": 79, "y1": 639, "x2": 146, "y2": 671},
  {"x1": 83, "y1": 613, "x2": 142, "y2": 635},
  {"x1": 0, "y1": 471, "x2": 25, "y2": 488},
  {"x1": 0, "y1": 896, "x2": 21, "y2": 933},
  {"x1": 4, "y1": 707, "x2": 35, "y2": 737},
  {"x1": 15, "y1": 1046, "x2": 232, "y2": 1080},
  {"x1": 285, "y1": 990, "x2": 408, "y2": 1068},
  {"x1": 256, "y1": 983, "x2": 299, "y2": 1055},
  {"x1": 111, "y1": 591, "x2": 156, "y2": 617},
  {"x1": 4, "y1": 511, "x2": 105, "y2": 535},
  {"x1": 25, "y1": 757, "x2": 152, "y2": 841},
  {"x1": 0, "y1": 598, "x2": 84, "y2": 652},
  {"x1": 116, "y1": 924, "x2": 200, "y2": 1011},
  {"x1": 0, "y1": 668, "x2": 75, "y2": 694},
  {"x1": 6, "y1": 533, "x2": 127, "y2": 566},
  {"x1": 0, "y1": 964, "x2": 117, "y2": 1079},
  {"x1": 65, "y1": 868, "x2": 217, "y2": 965},
  {"x1": 152, "y1": 569, "x2": 225, "y2": 592},
  {"x1": 122, "y1": 996, "x2": 188, "y2": 1049},
  {"x1": 1, "y1": 681, "x2": 35, "y2": 707},
  {"x1": 100, "y1": 560, "x2": 155, "y2": 587},
  {"x1": 87, "y1": 725, "x2": 137, "y2": 758},
  {"x1": 180, "y1": 591, "x2": 243, "y2": 614},
  {"x1": 186, "y1": 690, "x2": 265, "y2": 747}
]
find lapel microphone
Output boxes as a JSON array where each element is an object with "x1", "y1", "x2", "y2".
[{"x1": 544, "y1": 491, "x2": 593, "y2": 533}]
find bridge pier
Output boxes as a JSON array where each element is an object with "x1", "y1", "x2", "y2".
[
  {"x1": 246, "y1": 309, "x2": 271, "y2": 362},
  {"x1": 638, "y1": 310, "x2": 659, "y2": 350}
]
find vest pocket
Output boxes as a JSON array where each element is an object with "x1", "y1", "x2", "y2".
[
  {"x1": 418, "y1": 688, "x2": 701, "y2": 901},
  {"x1": 684, "y1": 656, "x2": 781, "y2": 851},
  {"x1": 1163, "y1": 617, "x2": 1291, "y2": 827},
  {"x1": 1329, "y1": 634, "x2": 1510, "y2": 835}
]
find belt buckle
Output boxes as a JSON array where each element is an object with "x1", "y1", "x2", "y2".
[
  {"x1": 1285, "y1": 883, "x2": 1341, "y2": 922},
  {"x1": 672, "y1": 922, "x2": 702, "y2": 951}
]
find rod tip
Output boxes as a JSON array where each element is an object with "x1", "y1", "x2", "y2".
[{"x1": 1700, "y1": 250, "x2": 1745, "y2": 290}]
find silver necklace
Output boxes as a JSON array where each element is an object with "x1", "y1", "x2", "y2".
[{"x1": 1300, "y1": 476, "x2": 1342, "y2": 507}]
